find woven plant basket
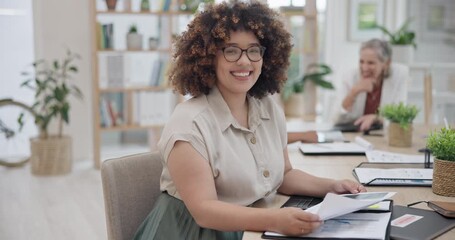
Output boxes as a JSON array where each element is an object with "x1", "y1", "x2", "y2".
[
  {"x1": 432, "y1": 158, "x2": 455, "y2": 197},
  {"x1": 30, "y1": 136, "x2": 72, "y2": 176},
  {"x1": 387, "y1": 122, "x2": 412, "y2": 147}
]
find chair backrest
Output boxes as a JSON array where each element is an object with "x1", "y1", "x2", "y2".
[{"x1": 101, "y1": 151, "x2": 163, "y2": 240}]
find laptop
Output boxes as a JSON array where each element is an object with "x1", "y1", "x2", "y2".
[
  {"x1": 332, "y1": 122, "x2": 382, "y2": 133},
  {"x1": 281, "y1": 195, "x2": 323, "y2": 209}
]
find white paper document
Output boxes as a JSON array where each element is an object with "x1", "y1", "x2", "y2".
[
  {"x1": 366, "y1": 150, "x2": 434, "y2": 163},
  {"x1": 264, "y1": 212, "x2": 391, "y2": 240},
  {"x1": 354, "y1": 168, "x2": 433, "y2": 185},
  {"x1": 263, "y1": 192, "x2": 395, "y2": 239},
  {"x1": 305, "y1": 192, "x2": 395, "y2": 220}
]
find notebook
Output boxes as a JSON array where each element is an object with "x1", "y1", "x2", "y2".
[
  {"x1": 299, "y1": 136, "x2": 373, "y2": 156},
  {"x1": 391, "y1": 205, "x2": 455, "y2": 240}
]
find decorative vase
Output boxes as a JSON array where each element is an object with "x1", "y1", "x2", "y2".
[
  {"x1": 30, "y1": 136, "x2": 72, "y2": 175},
  {"x1": 284, "y1": 93, "x2": 304, "y2": 118},
  {"x1": 140, "y1": 0, "x2": 150, "y2": 12},
  {"x1": 392, "y1": 45, "x2": 413, "y2": 65},
  {"x1": 432, "y1": 158, "x2": 455, "y2": 197},
  {"x1": 105, "y1": 0, "x2": 118, "y2": 11},
  {"x1": 126, "y1": 33, "x2": 143, "y2": 50},
  {"x1": 387, "y1": 122, "x2": 412, "y2": 147}
]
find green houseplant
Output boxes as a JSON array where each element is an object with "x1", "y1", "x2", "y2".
[
  {"x1": 282, "y1": 63, "x2": 334, "y2": 101},
  {"x1": 376, "y1": 18, "x2": 416, "y2": 64},
  {"x1": 379, "y1": 102, "x2": 419, "y2": 147},
  {"x1": 18, "y1": 49, "x2": 83, "y2": 175},
  {"x1": 282, "y1": 63, "x2": 334, "y2": 118},
  {"x1": 376, "y1": 18, "x2": 417, "y2": 49},
  {"x1": 427, "y1": 127, "x2": 455, "y2": 196}
]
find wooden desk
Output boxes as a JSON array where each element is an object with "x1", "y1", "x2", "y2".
[{"x1": 243, "y1": 124, "x2": 454, "y2": 240}]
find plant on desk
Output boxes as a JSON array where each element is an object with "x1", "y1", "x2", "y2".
[
  {"x1": 427, "y1": 127, "x2": 455, "y2": 197},
  {"x1": 379, "y1": 102, "x2": 419, "y2": 147}
]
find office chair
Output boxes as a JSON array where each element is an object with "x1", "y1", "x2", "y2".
[{"x1": 101, "y1": 151, "x2": 162, "y2": 240}]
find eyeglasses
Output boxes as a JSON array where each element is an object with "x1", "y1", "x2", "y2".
[{"x1": 221, "y1": 46, "x2": 266, "y2": 62}]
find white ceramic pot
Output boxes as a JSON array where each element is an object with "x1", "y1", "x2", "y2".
[
  {"x1": 126, "y1": 33, "x2": 143, "y2": 50},
  {"x1": 392, "y1": 45, "x2": 413, "y2": 64}
]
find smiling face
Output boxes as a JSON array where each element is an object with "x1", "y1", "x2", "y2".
[
  {"x1": 215, "y1": 30, "x2": 263, "y2": 98},
  {"x1": 359, "y1": 48, "x2": 390, "y2": 84}
]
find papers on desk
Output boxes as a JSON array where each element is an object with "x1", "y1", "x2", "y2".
[
  {"x1": 353, "y1": 167, "x2": 433, "y2": 186},
  {"x1": 299, "y1": 136, "x2": 373, "y2": 155},
  {"x1": 263, "y1": 192, "x2": 395, "y2": 240},
  {"x1": 305, "y1": 192, "x2": 395, "y2": 220},
  {"x1": 366, "y1": 150, "x2": 434, "y2": 163}
]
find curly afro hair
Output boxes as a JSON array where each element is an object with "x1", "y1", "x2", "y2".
[{"x1": 168, "y1": 0, "x2": 292, "y2": 98}]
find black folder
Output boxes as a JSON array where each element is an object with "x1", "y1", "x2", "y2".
[{"x1": 391, "y1": 205, "x2": 455, "y2": 240}]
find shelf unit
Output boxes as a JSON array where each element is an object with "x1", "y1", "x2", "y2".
[
  {"x1": 90, "y1": 0, "x2": 319, "y2": 169},
  {"x1": 90, "y1": 0, "x2": 193, "y2": 168}
]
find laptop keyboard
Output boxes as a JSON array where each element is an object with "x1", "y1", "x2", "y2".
[{"x1": 282, "y1": 196, "x2": 322, "y2": 209}]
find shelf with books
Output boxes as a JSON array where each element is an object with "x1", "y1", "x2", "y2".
[{"x1": 91, "y1": 0, "x2": 191, "y2": 168}]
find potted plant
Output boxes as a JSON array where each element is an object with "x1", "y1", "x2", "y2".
[
  {"x1": 282, "y1": 63, "x2": 334, "y2": 117},
  {"x1": 379, "y1": 102, "x2": 419, "y2": 147},
  {"x1": 18, "y1": 49, "x2": 83, "y2": 175},
  {"x1": 427, "y1": 127, "x2": 455, "y2": 197},
  {"x1": 376, "y1": 18, "x2": 416, "y2": 64},
  {"x1": 126, "y1": 24, "x2": 143, "y2": 50}
]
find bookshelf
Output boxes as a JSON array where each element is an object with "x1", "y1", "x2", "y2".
[
  {"x1": 90, "y1": 0, "x2": 193, "y2": 168},
  {"x1": 90, "y1": 0, "x2": 319, "y2": 169}
]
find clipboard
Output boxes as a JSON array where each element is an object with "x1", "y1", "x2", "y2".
[
  {"x1": 261, "y1": 199, "x2": 393, "y2": 240},
  {"x1": 352, "y1": 162, "x2": 433, "y2": 187}
]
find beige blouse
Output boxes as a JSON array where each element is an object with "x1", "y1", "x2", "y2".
[{"x1": 157, "y1": 86, "x2": 287, "y2": 206}]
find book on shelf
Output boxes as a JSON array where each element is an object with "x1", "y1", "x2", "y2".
[
  {"x1": 100, "y1": 93, "x2": 125, "y2": 127},
  {"x1": 133, "y1": 90, "x2": 176, "y2": 126},
  {"x1": 98, "y1": 52, "x2": 168, "y2": 88},
  {"x1": 98, "y1": 22, "x2": 114, "y2": 49}
]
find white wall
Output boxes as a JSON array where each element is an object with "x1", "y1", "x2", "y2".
[{"x1": 33, "y1": 0, "x2": 93, "y2": 162}]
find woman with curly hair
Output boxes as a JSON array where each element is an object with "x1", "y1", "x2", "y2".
[{"x1": 134, "y1": 1, "x2": 366, "y2": 239}]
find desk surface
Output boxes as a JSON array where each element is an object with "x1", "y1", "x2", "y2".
[{"x1": 243, "y1": 124, "x2": 454, "y2": 240}]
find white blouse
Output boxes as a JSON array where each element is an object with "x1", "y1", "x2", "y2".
[
  {"x1": 332, "y1": 63, "x2": 409, "y2": 124},
  {"x1": 158, "y1": 86, "x2": 287, "y2": 206}
]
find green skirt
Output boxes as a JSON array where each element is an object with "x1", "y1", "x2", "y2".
[{"x1": 133, "y1": 193, "x2": 243, "y2": 240}]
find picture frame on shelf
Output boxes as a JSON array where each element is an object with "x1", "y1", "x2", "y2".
[{"x1": 348, "y1": 0, "x2": 384, "y2": 42}]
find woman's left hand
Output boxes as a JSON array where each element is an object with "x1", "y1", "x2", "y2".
[
  {"x1": 331, "y1": 179, "x2": 367, "y2": 194},
  {"x1": 354, "y1": 114, "x2": 377, "y2": 131}
]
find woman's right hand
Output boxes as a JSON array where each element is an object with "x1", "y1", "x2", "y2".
[
  {"x1": 353, "y1": 77, "x2": 375, "y2": 93},
  {"x1": 270, "y1": 207, "x2": 322, "y2": 236}
]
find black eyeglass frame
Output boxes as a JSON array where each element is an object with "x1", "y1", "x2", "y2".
[{"x1": 221, "y1": 46, "x2": 266, "y2": 62}]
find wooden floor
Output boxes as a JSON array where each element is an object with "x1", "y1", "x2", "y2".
[{"x1": 0, "y1": 161, "x2": 107, "y2": 240}]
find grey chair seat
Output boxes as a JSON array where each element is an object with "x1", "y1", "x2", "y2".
[{"x1": 101, "y1": 151, "x2": 163, "y2": 240}]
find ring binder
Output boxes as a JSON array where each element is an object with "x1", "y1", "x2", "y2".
[{"x1": 353, "y1": 162, "x2": 433, "y2": 187}]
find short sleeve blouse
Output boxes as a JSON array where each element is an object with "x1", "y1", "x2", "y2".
[{"x1": 157, "y1": 87, "x2": 287, "y2": 206}]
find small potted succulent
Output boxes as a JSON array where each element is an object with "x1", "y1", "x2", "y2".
[
  {"x1": 126, "y1": 24, "x2": 143, "y2": 50},
  {"x1": 427, "y1": 127, "x2": 455, "y2": 197},
  {"x1": 379, "y1": 102, "x2": 419, "y2": 147}
]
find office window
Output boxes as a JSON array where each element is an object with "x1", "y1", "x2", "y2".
[{"x1": 0, "y1": 0, "x2": 36, "y2": 159}]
